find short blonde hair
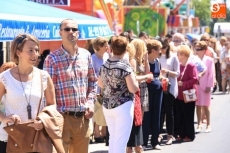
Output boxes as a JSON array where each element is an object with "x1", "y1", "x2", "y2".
[
  {"x1": 126, "y1": 43, "x2": 136, "y2": 60},
  {"x1": 131, "y1": 39, "x2": 147, "y2": 65},
  {"x1": 92, "y1": 37, "x2": 108, "y2": 51},
  {"x1": 220, "y1": 36, "x2": 227, "y2": 42},
  {"x1": 173, "y1": 33, "x2": 185, "y2": 42},
  {"x1": 177, "y1": 45, "x2": 191, "y2": 57},
  {"x1": 11, "y1": 34, "x2": 40, "y2": 64}
]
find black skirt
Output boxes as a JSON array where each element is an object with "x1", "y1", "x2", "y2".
[{"x1": 127, "y1": 122, "x2": 144, "y2": 147}]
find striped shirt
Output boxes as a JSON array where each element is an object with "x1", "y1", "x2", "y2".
[{"x1": 43, "y1": 46, "x2": 97, "y2": 112}]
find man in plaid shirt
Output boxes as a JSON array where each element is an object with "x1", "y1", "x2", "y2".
[{"x1": 43, "y1": 18, "x2": 97, "y2": 153}]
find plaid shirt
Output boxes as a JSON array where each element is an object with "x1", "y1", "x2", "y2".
[{"x1": 43, "y1": 46, "x2": 97, "y2": 112}]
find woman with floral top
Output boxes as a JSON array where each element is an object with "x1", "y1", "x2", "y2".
[{"x1": 98, "y1": 36, "x2": 139, "y2": 153}]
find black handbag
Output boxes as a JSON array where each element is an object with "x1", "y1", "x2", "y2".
[{"x1": 164, "y1": 81, "x2": 171, "y2": 94}]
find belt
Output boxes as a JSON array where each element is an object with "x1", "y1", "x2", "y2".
[{"x1": 64, "y1": 111, "x2": 85, "y2": 117}]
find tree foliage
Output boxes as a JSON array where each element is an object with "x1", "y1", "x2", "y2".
[{"x1": 193, "y1": 0, "x2": 211, "y2": 26}]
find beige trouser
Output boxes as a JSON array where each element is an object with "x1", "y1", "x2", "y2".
[{"x1": 62, "y1": 114, "x2": 90, "y2": 153}]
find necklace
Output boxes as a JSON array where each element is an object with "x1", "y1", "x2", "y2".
[{"x1": 17, "y1": 67, "x2": 34, "y2": 120}]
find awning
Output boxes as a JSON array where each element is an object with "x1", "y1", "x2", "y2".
[
  {"x1": 0, "y1": 0, "x2": 113, "y2": 41},
  {"x1": 186, "y1": 33, "x2": 201, "y2": 42}
]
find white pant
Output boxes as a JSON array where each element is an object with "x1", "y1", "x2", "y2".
[{"x1": 103, "y1": 101, "x2": 134, "y2": 153}]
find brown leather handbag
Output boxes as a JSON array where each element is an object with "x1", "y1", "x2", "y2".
[{"x1": 3, "y1": 71, "x2": 53, "y2": 153}]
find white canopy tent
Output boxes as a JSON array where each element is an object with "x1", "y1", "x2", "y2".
[{"x1": 213, "y1": 22, "x2": 230, "y2": 34}]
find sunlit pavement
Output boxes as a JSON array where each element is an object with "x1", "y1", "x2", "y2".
[{"x1": 89, "y1": 92, "x2": 230, "y2": 153}]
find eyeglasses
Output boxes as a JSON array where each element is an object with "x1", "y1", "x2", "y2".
[
  {"x1": 180, "y1": 42, "x2": 187, "y2": 46},
  {"x1": 16, "y1": 35, "x2": 27, "y2": 44},
  {"x1": 61, "y1": 27, "x2": 78, "y2": 32},
  {"x1": 173, "y1": 40, "x2": 182, "y2": 43},
  {"x1": 195, "y1": 48, "x2": 203, "y2": 51}
]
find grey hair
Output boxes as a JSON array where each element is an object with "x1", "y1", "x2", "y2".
[{"x1": 173, "y1": 33, "x2": 185, "y2": 42}]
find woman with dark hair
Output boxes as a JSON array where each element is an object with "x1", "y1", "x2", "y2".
[
  {"x1": 37, "y1": 49, "x2": 50, "y2": 69},
  {"x1": 191, "y1": 38, "x2": 198, "y2": 52},
  {"x1": 120, "y1": 32, "x2": 132, "y2": 42},
  {"x1": 84, "y1": 39, "x2": 95, "y2": 55},
  {"x1": 142, "y1": 39, "x2": 166, "y2": 150},
  {"x1": 158, "y1": 38, "x2": 180, "y2": 145}
]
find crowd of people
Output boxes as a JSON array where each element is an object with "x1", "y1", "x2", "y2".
[
  {"x1": 88, "y1": 30, "x2": 229, "y2": 152},
  {"x1": 0, "y1": 18, "x2": 228, "y2": 153}
]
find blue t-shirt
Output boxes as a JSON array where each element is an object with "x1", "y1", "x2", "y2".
[{"x1": 91, "y1": 52, "x2": 109, "y2": 94}]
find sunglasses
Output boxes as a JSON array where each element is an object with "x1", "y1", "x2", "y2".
[
  {"x1": 195, "y1": 48, "x2": 203, "y2": 51},
  {"x1": 173, "y1": 40, "x2": 182, "y2": 43},
  {"x1": 61, "y1": 27, "x2": 78, "y2": 32},
  {"x1": 16, "y1": 35, "x2": 27, "y2": 43}
]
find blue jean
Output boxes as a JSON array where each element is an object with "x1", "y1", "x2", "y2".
[{"x1": 142, "y1": 88, "x2": 163, "y2": 146}]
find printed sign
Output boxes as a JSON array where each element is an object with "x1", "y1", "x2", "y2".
[
  {"x1": 211, "y1": 3, "x2": 226, "y2": 18},
  {"x1": 0, "y1": 20, "x2": 112, "y2": 41},
  {"x1": 29, "y1": 0, "x2": 69, "y2": 6}
]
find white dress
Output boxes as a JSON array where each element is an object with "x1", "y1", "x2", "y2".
[{"x1": 0, "y1": 68, "x2": 48, "y2": 141}]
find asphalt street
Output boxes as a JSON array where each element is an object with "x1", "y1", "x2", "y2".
[{"x1": 89, "y1": 92, "x2": 230, "y2": 153}]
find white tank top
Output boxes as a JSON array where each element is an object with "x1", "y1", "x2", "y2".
[{"x1": 0, "y1": 68, "x2": 48, "y2": 141}]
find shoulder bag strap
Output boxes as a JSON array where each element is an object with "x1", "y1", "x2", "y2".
[
  {"x1": 180, "y1": 63, "x2": 188, "y2": 81},
  {"x1": 36, "y1": 70, "x2": 43, "y2": 117}
]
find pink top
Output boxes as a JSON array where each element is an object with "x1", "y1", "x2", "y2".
[{"x1": 177, "y1": 62, "x2": 198, "y2": 100}]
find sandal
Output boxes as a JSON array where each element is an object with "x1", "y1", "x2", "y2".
[
  {"x1": 158, "y1": 135, "x2": 163, "y2": 143},
  {"x1": 175, "y1": 136, "x2": 182, "y2": 142},
  {"x1": 134, "y1": 146, "x2": 144, "y2": 153},
  {"x1": 182, "y1": 137, "x2": 192, "y2": 142},
  {"x1": 166, "y1": 135, "x2": 173, "y2": 145},
  {"x1": 126, "y1": 147, "x2": 133, "y2": 153}
]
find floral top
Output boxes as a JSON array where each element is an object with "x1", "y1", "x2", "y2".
[{"x1": 99, "y1": 59, "x2": 134, "y2": 109}]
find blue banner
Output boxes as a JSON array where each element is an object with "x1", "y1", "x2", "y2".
[{"x1": 0, "y1": 19, "x2": 113, "y2": 41}]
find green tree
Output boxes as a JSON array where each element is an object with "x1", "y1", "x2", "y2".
[{"x1": 192, "y1": 0, "x2": 211, "y2": 26}]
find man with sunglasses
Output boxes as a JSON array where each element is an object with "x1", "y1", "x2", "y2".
[{"x1": 43, "y1": 18, "x2": 97, "y2": 153}]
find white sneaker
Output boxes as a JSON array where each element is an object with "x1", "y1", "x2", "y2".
[
  {"x1": 195, "y1": 127, "x2": 202, "y2": 133},
  {"x1": 153, "y1": 144, "x2": 162, "y2": 150}
]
